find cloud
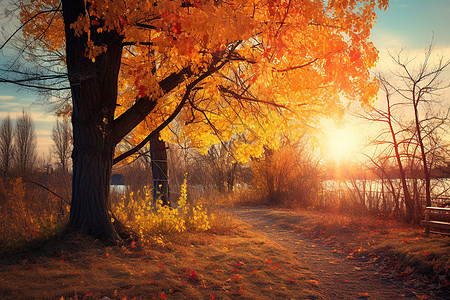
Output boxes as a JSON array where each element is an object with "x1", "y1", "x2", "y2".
[
  {"x1": 0, "y1": 110, "x2": 56, "y2": 122},
  {"x1": 375, "y1": 46, "x2": 450, "y2": 75},
  {"x1": 0, "y1": 94, "x2": 31, "y2": 112},
  {"x1": 0, "y1": 111, "x2": 21, "y2": 119},
  {"x1": 36, "y1": 128, "x2": 52, "y2": 139},
  {"x1": 0, "y1": 101, "x2": 23, "y2": 111},
  {"x1": 0, "y1": 95, "x2": 16, "y2": 100},
  {"x1": 372, "y1": 31, "x2": 408, "y2": 52}
]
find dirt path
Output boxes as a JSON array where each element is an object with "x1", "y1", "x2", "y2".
[{"x1": 232, "y1": 207, "x2": 435, "y2": 300}]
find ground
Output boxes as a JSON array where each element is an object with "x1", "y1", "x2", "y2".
[
  {"x1": 233, "y1": 207, "x2": 449, "y2": 299},
  {"x1": 0, "y1": 207, "x2": 449, "y2": 299}
]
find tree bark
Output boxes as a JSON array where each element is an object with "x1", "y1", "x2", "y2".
[
  {"x1": 381, "y1": 86, "x2": 414, "y2": 222},
  {"x1": 60, "y1": 1, "x2": 227, "y2": 241},
  {"x1": 62, "y1": 0, "x2": 122, "y2": 241},
  {"x1": 150, "y1": 133, "x2": 169, "y2": 206},
  {"x1": 389, "y1": 119, "x2": 414, "y2": 222},
  {"x1": 413, "y1": 92, "x2": 431, "y2": 208}
]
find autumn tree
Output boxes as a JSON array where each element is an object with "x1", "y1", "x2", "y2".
[
  {"x1": 2, "y1": 0, "x2": 388, "y2": 241},
  {"x1": 0, "y1": 115, "x2": 14, "y2": 177}
]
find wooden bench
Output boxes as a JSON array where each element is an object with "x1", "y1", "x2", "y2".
[{"x1": 421, "y1": 207, "x2": 450, "y2": 235}]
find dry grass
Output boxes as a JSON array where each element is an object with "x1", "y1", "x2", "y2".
[
  {"x1": 0, "y1": 224, "x2": 319, "y2": 300},
  {"x1": 0, "y1": 177, "x2": 68, "y2": 254}
]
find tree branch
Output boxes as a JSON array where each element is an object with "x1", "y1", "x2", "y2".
[
  {"x1": 113, "y1": 89, "x2": 189, "y2": 165},
  {"x1": 0, "y1": 9, "x2": 62, "y2": 50},
  {"x1": 112, "y1": 65, "x2": 193, "y2": 144},
  {"x1": 113, "y1": 54, "x2": 231, "y2": 163},
  {"x1": 277, "y1": 58, "x2": 320, "y2": 72},
  {"x1": 218, "y1": 85, "x2": 289, "y2": 110}
]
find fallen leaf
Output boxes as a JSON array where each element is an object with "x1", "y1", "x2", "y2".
[
  {"x1": 357, "y1": 292, "x2": 369, "y2": 298},
  {"x1": 308, "y1": 280, "x2": 319, "y2": 286},
  {"x1": 188, "y1": 269, "x2": 199, "y2": 281}
]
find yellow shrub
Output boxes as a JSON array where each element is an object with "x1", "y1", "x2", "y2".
[{"x1": 112, "y1": 175, "x2": 212, "y2": 244}]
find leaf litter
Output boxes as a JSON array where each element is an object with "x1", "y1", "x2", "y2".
[{"x1": 0, "y1": 226, "x2": 319, "y2": 299}]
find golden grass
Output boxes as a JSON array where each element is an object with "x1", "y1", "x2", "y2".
[
  {"x1": 0, "y1": 178, "x2": 68, "y2": 254},
  {"x1": 0, "y1": 224, "x2": 319, "y2": 299}
]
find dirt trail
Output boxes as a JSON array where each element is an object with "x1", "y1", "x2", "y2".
[{"x1": 232, "y1": 207, "x2": 436, "y2": 300}]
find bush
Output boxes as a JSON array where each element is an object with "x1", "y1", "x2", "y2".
[
  {"x1": 112, "y1": 175, "x2": 213, "y2": 244},
  {"x1": 248, "y1": 144, "x2": 322, "y2": 208},
  {"x1": 0, "y1": 177, "x2": 67, "y2": 253}
]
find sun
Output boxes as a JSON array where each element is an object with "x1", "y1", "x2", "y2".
[{"x1": 324, "y1": 125, "x2": 361, "y2": 164}]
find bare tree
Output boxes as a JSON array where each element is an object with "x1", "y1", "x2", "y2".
[
  {"x1": 0, "y1": 115, "x2": 14, "y2": 177},
  {"x1": 363, "y1": 74, "x2": 415, "y2": 221},
  {"x1": 206, "y1": 141, "x2": 238, "y2": 193},
  {"x1": 359, "y1": 42, "x2": 450, "y2": 222},
  {"x1": 14, "y1": 110, "x2": 37, "y2": 176},
  {"x1": 387, "y1": 43, "x2": 450, "y2": 207},
  {"x1": 51, "y1": 119, "x2": 72, "y2": 173}
]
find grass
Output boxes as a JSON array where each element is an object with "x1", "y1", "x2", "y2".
[
  {"x1": 264, "y1": 208, "x2": 450, "y2": 292},
  {"x1": 2, "y1": 175, "x2": 449, "y2": 298},
  {"x1": 0, "y1": 177, "x2": 69, "y2": 255},
  {"x1": 0, "y1": 223, "x2": 319, "y2": 299}
]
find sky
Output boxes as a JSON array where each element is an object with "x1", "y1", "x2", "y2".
[
  {"x1": 0, "y1": 0, "x2": 449, "y2": 158},
  {"x1": 372, "y1": 0, "x2": 450, "y2": 49},
  {"x1": 337, "y1": 0, "x2": 450, "y2": 163}
]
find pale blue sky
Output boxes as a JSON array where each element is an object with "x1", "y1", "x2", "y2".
[
  {"x1": 372, "y1": 0, "x2": 450, "y2": 49},
  {"x1": 0, "y1": 0, "x2": 449, "y2": 155}
]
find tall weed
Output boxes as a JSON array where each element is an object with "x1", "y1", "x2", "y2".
[{"x1": 0, "y1": 178, "x2": 67, "y2": 253}]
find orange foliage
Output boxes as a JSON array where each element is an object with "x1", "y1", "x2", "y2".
[{"x1": 19, "y1": 0, "x2": 388, "y2": 161}]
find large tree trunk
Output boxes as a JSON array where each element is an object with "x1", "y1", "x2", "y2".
[
  {"x1": 150, "y1": 133, "x2": 169, "y2": 206},
  {"x1": 62, "y1": 0, "x2": 123, "y2": 241}
]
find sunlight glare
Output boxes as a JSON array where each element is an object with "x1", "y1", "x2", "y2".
[{"x1": 325, "y1": 126, "x2": 360, "y2": 164}]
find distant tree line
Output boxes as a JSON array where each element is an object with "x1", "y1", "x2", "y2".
[
  {"x1": 0, "y1": 111, "x2": 36, "y2": 177},
  {"x1": 0, "y1": 111, "x2": 72, "y2": 178}
]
